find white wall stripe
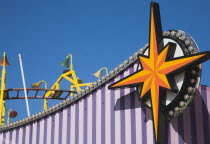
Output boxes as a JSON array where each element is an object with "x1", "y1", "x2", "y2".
[
  {"x1": 18, "y1": 128, "x2": 23, "y2": 144},
  {"x1": 4, "y1": 131, "x2": 10, "y2": 144},
  {"x1": 67, "y1": 107, "x2": 71, "y2": 143},
  {"x1": 39, "y1": 119, "x2": 44, "y2": 144},
  {"x1": 124, "y1": 68, "x2": 132, "y2": 144},
  {"x1": 54, "y1": 112, "x2": 60, "y2": 144},
  {"x1": 146, "y1": 108, "x2": 154, "y2": 144},
  {"x1": 46, "y1": 116, "x2": 52, "y2": 144},
  {"x1": 11, "y1": 129, "x2": 16, "y2": 144},
  {"x1": 115, "y1": 75, "x2": 121, "y2": 144},
  {"x1": 170, "y1": 118, "x2": 179, "y2": 144},
  {"x1": 207, "y1": 87, "x2": 210, "y2": 112},
  {"x1": 62, "y1": 108, "x2": 68, "y2": 144},
  {"x1": 79, "y1": 99, "x2": 84, "y2": 144},
  {"x1": 133, "y1": 62, "x2": 142, "y2": 144},
  {"x1": 70, "y1": 104, "x2": 76, "y2": 144},
  {"x1": 87, "y1": 94, "x2": 92, "y2": 144},
  {"x1": 96, "y1": 89, "x2": 102, "y2": 144},
  {"x1": 105, "y1": 83, "x2": 111, "y2": 144},
  {"x1": 0, "y1": 133, "x2": 3, "y2": 143},
  {"x1": 25, "y1": 125, "x2": 30, "y2": 144},
  {"x1": 135, "y1": 97, "x2": 142, "y2": 144},
  {"x1": 125, "y1": 91, "x2": 132, "y2": 144},
  {"x1": 32, "y1": 122, "x2": 37, "y2": 144}
]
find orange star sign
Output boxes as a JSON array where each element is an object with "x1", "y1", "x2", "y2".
[{"x1": 108, "y1": 2, "x2": 210, "y2": 144}]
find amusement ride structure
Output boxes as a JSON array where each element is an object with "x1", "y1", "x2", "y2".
[
  {"x1": 0, "y1": 2, "x2": 210, "y2": 144},
  {"x1": 0, "y1": 53, "x2": 108, "y2": 125}
]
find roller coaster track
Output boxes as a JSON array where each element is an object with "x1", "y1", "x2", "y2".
[{"x1": 4, "y1": 88, "x2": 76, "y2": 100}]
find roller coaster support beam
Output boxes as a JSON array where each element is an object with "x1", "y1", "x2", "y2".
[
  {"x1": 0, "y1": 52, "x2": 7, "y2": 125},
  {"x1": 44, "y1": 54, "x2": 92, "y2": 109}
]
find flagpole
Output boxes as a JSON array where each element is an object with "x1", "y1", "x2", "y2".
[
  {"x1": 68, "y1": 54, "x2": 73, "y2": 70},
  {"x1": 18, "y1": 54, "x2": 30, "y2": 117}
]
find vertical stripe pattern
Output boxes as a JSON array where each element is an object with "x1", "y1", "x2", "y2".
[{"x1": 0, "y1": 63, "x2": 210, "y2": 144}]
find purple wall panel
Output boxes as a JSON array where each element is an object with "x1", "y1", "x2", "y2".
[{"x1": 0, "y1": 63, "x2": 210, "y2": 144}]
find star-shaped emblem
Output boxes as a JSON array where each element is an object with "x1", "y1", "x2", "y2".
[{"x1": 108, "y1": 2, "x2": 210, "y2": 143}]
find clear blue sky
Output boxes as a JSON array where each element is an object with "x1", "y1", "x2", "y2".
[{"x1": 0, "y1": 0, "x2": 210, "y2": 122}]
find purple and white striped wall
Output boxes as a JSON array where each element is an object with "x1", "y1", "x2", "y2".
[{"x1": 0, "y1": 63, "x2": 210, "y2": 144}]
